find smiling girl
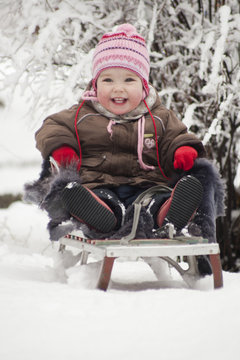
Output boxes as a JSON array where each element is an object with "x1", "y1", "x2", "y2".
[{"x1": 29, "y1": 24, "x2": 223, "y2": 256}]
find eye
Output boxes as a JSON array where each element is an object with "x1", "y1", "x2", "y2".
[
  {"x1": 102, "y1": 78, "x2": 112, "y2": 82},
  {"x1": 125, "y1": 77, "x2": 135, "y2": 82}
]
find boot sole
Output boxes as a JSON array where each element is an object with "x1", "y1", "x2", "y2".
[
  {"x1": 61, "y1": 183, "x2": 116, "y2": 233},
  {"x1": 166, "y1": 176, "x2": 203, "y2": 230}
]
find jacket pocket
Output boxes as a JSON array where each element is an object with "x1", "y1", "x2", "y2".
[{"x1": 81, "y1": 154, "x2": 107, "y2": 168}]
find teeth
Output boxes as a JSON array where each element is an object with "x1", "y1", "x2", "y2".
[{"x1": 113, "y1": 98, "x2": 125, "y2": 103}]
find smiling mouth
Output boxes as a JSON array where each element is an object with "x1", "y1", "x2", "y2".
[{"x1": 111, "y1": 97, "x2": 127, "y2": 104}]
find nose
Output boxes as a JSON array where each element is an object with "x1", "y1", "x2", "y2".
[
  {"x1": 112, "y1": 87, "x2": 125, "y2": 97},
  {"x1": 112, "y1": 82, "x2": 124, "y2": 92}
]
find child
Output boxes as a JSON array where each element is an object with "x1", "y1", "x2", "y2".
[{"x1": 25, "y1": 24, "x2": 224, "y2": 257}]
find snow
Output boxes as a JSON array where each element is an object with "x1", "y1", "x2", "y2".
[
  {"x1": 202, "y1": 6, "x2": 231, "y2": 95},
  {"x1": 0, "y1": 87, "x2": 43, "y2": 195},
  {"x1": 0, "y1": 201, "x2": 240, "y2": 360}
]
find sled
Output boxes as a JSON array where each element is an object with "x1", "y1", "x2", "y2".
[{"x1": 58, "y1": 227, "x2": 223, "y2": 291}]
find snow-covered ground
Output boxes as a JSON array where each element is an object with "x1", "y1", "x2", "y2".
[
  {"x1": 0, "y1": 92, "x2": 239, "y2": 360},
  {"x1": 0, "y1": 201, "x2": 240, "y2": 360}
]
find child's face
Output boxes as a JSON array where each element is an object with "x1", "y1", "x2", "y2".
[{"x1": 96, "y1": 68, "x2": 143, "y2": 115}]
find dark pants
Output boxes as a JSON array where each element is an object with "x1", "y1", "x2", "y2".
[
  {"x1": 111, "y1": 185, "x2": 171, "y2": 227},
  {"x1": 93, "y1": 185, "x2": 171, "y2": 229},
  {"x1": 111, "y1": 185, "x2": 147, "y2": 207}
]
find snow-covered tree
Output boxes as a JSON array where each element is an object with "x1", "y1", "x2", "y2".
[{"x1": 0, "y1": 0, "x2": 239, "y2": 269}]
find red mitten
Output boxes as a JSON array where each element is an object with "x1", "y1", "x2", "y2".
[
  {"x1": 52, "y1": 146, "x2": 80, "y2": 169},
  {"x1": 174, "y1": 146, "x2": 198, "y2": 171}
]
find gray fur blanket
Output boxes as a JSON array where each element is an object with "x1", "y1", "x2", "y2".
[
  {"x1": 23, "y1": 158, "x2": 225, "y2": 242},
  {"x1": 24, "y1": 164, "x2": 84, "y2": 240}
]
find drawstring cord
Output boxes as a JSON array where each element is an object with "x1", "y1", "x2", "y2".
[
  {"x1": 81, "y1": 89, "x2": 98, "y2": 101},
  {"x1": 74, "y1": 99, "x2": 169, "y2": 180},
  {"x1": 143, "y1": 99, "x2": 169, "y2": 180},
  {"x1": 74, "y1": 100, "x2": 85, "y2": 170},
  {"x1": 107, "y1": 119, "x2": 116, "y2": 139}
]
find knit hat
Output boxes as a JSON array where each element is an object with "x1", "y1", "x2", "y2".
[{"x1": 92, "y1": 24, "x2": 150, "y2": 95}]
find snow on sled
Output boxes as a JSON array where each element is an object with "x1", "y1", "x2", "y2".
[{"x1": 58, "y1": 224, "x2": 223, "y2": 291}]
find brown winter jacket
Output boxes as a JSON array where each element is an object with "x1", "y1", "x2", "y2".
[{"x1": 35, "y1": 88, "x2": 205, "y2": 189}]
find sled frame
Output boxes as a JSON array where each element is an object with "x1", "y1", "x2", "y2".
[{"x1": 59, "y1": 233, "x2": 223, "y2": 291}]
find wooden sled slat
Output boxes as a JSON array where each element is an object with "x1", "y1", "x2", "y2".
[
  {"x1": 97, "y1": 257, "x2": 116, "y2": 291},
  {"x1": 209, "y1": 253, "x2": 223, "y2": 288}
]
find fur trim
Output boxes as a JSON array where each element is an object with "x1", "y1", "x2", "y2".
[
  {"x1": 23, "y1": 162, "x2": 82, "y2": 240},
  {"x1": 168, "y1": 158, "x2": 226, "y2": 242},
  {"x1": 23, "y1": 159, "x2": 53, "y2": 205},
  {"x1": 48, "y1": 219, "x2": 90, "y2": 241},
  {"x1": 23, "y1": 174, "x2": 54, "y2": 205},
  {"x1": 24, "y1": 163, "x2": 81, "y2": 207},
  {"x1": 187, "y1": 158, "x2": 225, "y2": 218}
]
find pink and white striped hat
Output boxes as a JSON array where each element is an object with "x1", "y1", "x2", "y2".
[{"x1": 92, "y1": 24, "x2": 150, "y2": 95}]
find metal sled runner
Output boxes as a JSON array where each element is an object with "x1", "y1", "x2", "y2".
[{"x1": 59, "y1": 231, "x2": 223, "y2": 291}]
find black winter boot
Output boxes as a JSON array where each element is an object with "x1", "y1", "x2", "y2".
[
  {"x1": 61, "y1": 183, "x2": 118, "y2": 233},
  {"x1": 157, "y1": 176, "x2": 203, "y2": 231},
  {"x1": 93, "y1": 188, "x2": 125, "y2": 230}
]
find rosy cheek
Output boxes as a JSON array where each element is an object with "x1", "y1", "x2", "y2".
[
  {"x1": 97, "y1": 86, "x2": 107, "y2": 98},
  {"x1": 97, "y1": 93, "x2": 109, "y2": 107},
  {"x1": 132, "y1": 93, "x2": 143, "y2": 106}
]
